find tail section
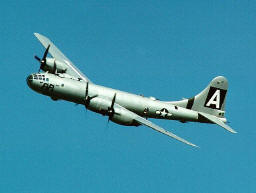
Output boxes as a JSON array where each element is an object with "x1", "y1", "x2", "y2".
[
  {"x1": 169, "y1": 76, "x2": 228, "y2": 119},
  {"x1": 168, "y1": 76, "x2": 237, "y2": 133},
  {"x1": 191, "y1": 76, "x2": 228, "y2": 118}
]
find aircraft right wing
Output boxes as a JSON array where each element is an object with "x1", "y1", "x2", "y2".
[{"x1": 114, "y1": 103, "x2": 198, "y2": 148}]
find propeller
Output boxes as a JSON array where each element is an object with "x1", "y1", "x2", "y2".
[
  {"x1": 107, "y1": 93, "x2": 116, "y2": 122},
  {"x1": 84, "y1": 82, "x2": 98, "y2": 108},
  {"x1": 34, "y1": 44, "x2": 50, "y2": 72}
]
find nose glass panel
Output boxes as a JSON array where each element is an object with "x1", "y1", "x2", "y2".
[
  {"x1": 26, "y1": 75, "x2": 33, "y2": 86},
  {"x1": 28, "y1": 75, "x2": 33, "y2": 80},
  {"x1": 27, "y1": 75, "x2": 32, "y2": 81}
]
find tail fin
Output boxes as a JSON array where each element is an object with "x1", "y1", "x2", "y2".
[{"x1": 169, "y1": 76, "x2": 228, "y2": 119}]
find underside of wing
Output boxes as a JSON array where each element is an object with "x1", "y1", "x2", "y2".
[
  {"x1": 134, "y1": 115, "x2": 199, "y2": 147},
  {"x1": 34, "y1": 33, "x2": 91, "y2": 82},
  {"x1": 114, "y1": 104, "x2": 198, "y2": 147}
]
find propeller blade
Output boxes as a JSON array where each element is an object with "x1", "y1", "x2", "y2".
[
  {"x1": 108, "y1": 93, "x2": 117, "y2": 120},
  {"x1": 90, "y1": 95, "x2": 98, "y2": 100},
  {"x1": 34, "y1": 55, "x2": 41, "y2": 62},
  {"x1": 85, "y1": 82, "x2": 89, "y2": 97},
  {"x1": 110, "y1": 93, "x2": 116, "y2": 110},
  {"x1": 84, "y1": 82, "x2": 89, "y2": 108},
  {"x1": 42, "y1": 44, "x2": 50, "y2": 61}
]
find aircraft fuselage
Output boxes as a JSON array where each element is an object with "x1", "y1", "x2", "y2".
[{"x1": 27, "y1": 73, "x2": 201, "y2": 125}]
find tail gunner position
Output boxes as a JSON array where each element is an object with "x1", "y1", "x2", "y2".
[{"x1": 27, "y1": 33, "x2": 236, "y2": 147}]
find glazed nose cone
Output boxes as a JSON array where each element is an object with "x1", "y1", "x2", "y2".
[{"x1": 26, "y1": 74, "x2": 33, "y2": 87}]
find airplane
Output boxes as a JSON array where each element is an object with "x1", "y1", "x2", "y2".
[{"x1": 26, "y1": 33, "x2": 237, "y2": 148}]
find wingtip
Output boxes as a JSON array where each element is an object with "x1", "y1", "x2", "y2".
[
  {"x1": 34, "y1": 32, "x2": 44, "y2": 38},
  {"x1": 227, "y1": 127, "x2": 237, "y2": 134},
  {"x1": 190, "y1": 143, "x2": 200, "y2": 148},
  {"x1": 181, "y1": 139, "x2": 199, "y2": 148}
]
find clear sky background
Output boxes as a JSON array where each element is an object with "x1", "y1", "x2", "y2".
[{"x1": 0, "y1": 1, "x2": 255, "y2": 193}]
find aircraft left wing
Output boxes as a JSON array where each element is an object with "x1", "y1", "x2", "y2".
[
  {"x1": 114, "y1": 104, "x2": 198, "y2": 147},
  {"x1": 34, "y1": 33, "x2": 91, "y2": 82}
]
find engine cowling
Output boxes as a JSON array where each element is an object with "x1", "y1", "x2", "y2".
[
  {"x1": 42, "y1": 58, "x2": 67, "y2": 73},
  {"x1": 111, "y1": 113, "x2": 140, "y2": 126},
  {"x1": 88, "y1": 97, "x2": 140, "y2": 126},
  {"x1": 89, "y1": 97, "x2": 111, "y2": 115}
]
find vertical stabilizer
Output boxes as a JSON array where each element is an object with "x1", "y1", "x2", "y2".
[{"x1": 169, "y1": 76, "x2": 228, "y2": 119}]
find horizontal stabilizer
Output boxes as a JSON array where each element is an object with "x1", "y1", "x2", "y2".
[{"x1": 199, "y1": 112, "x2": 237, "y2": 134}]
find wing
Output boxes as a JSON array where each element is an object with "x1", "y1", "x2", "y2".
[
  {"x1": 34, "y1": 33, "x2": 91, "y2": 82},
  {"x1": 134, "y1": 114, "x2": 198, "y2": 147},
  {"x1": 199, "y1": 112, "x2": 237, "y2": 133},
  {"x1": 114, "y1": 104, "x2": 198, "y2": 147}
]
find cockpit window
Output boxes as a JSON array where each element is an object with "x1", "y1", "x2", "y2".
[{"x1": 32, "y1": 74, "x2": 47, "y2": 80}]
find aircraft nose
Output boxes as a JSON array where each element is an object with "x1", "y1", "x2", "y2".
[{"x1": 26, "y1": 74, "x2": 33, "y2": 87}]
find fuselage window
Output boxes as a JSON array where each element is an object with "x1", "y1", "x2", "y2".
[
  {"x1": 46, "y1": 78, "x2": 49, "y2": 81},
  {"x1": 39, "y1": 77, "x2": 42, "y2": 80}
]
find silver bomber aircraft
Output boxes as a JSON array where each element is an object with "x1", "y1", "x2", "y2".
[{"x1": 27, "y1": 33, "x2": 237, "y2": 148}]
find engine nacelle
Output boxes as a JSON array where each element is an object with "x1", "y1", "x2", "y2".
[
  {"x1": 89, "y1": 97, "x2": 111, "y2": 115},
  {"x1": 111, "y1": 113, "x2": 140, "y2": 126},
  {"x1": 42, "y1": 58, "x2": 67, "y2": 73},
  {"x1": 88, "y1": 97, "x2": 140, "y2": 126}
]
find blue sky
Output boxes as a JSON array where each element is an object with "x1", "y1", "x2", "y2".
[{"x1": 0, "y1": 0, "x2": 255, "y2": 192}]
